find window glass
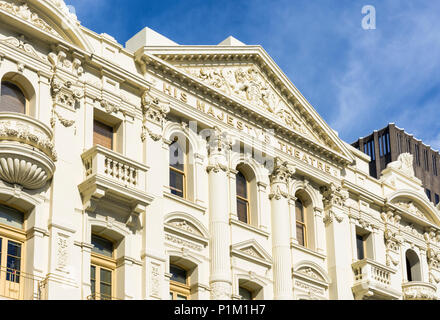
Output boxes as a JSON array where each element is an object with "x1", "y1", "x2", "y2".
[
  {"x1": 356, "y1": 234, "x2": 365, "y2": 260},
  {"x1": 6, "y1": 240, "x2": 21, "y2": 283},
  {"x1": 91, "y1": 235, "x2": 113, "y2": 257},
  {"x1": 296, "y1": 224, "x2": 305, "y2": 246},
  {"x1": 236, "y1": 172, "x2": 247, "y2": 198},
  {"x1": 170, "y1": 265, "x2": 187, "y2": 284},
  {"x1": 0, "y1": 205, "x2": 24, "y2": 229},
  {"x1": 0, "y1": 82, "x2": 25, "y2": 113},
  {"x1": 100, "y1": 268, "x2": 112, "y2": 299},
  {"x1": 90, "y1": 265, "x2": 96, "y2": 298},
  {"x1": 237, "y1": 198, "x2": 248, "y2": 224},
  {"x1": 170, "y1": 170, "x2": 184, "y2": 197},
  {"x1": 93, "y1": 120, "x2": 113, "y2": 149},
  {"x1": 169, "y1": 140, "x2": 185, "y2": 197},
  {"x1": 236, "y1": 171, "x2": 249, "y2": 224},
  {"x1": 169, "y1": 141, "x2": 184, "y2": 171},
  {"x1": 295, "y1": 200, "x2": 306, "y2": 247},
  {"x1": 239, "y1": 287, "x2": 252, "y2": 300}
]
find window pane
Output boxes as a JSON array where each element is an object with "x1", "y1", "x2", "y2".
[
  {"x1": 177, "y1": 294, "x2": 187, "y2": 300},
  {"x1": 91, "y1": 235, "x2": 113, "y2": 257},
  {"x1": 6, "y1": 241, "x2": 21, "y2": 283},
  {"x1": 0, "y1": 82, "x2": 26, "y2": 113},
  {"x1": 0, "y1": 205, "x2": 24, "y2": 229},
  {"x1": 93, "y1": 120, "x2": 113, "y2": 149},
  {"x1": 295, "y1": 201, "x2": 304, "y2": 223},
  {"x1": 169, "y1": 141, "x2": 184, "y2": 171},
  {"x1": 239, "y1": 287, "x2": 252, "y2": 300},
  {"x1": 296, "y1": 224, "x2": 305, "y2": 246},
  {"x1": 170, "y1": 265, "x2": 187, "y2": 284},
  {"x1": 356, "y1": 234, "x2": 365, "y2": 260},
  {"x1": 100, "y1": 269, "x2": 112, "y2": 299},
  {"x1": 170, "y1": 170, "x2": 184, "y2": 197},
  {"x1": 237, "y1": 199, "x2": 248, "y2": 224},
  {"x1": 90, "y1": 266, "x2": 96, "y2": 299},
  {"x1": 236, "y1": 172, "x2": 247, "y2": 198}
]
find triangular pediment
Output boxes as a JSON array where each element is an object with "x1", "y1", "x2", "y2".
[
  {"x1": 144, "y1": 46, "x2": 355, "y2": 165},
  {"x1": 231, "y1": 239, "x2": 272, "y2": 267}
]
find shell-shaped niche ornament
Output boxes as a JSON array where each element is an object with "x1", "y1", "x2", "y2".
[{"x1": 0, "y1": 156, "x2": 52, "y2": 190}]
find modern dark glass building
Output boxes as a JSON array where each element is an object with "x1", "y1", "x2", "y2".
[{"x1": 352, "y1": 123, "x2": 440, "y2": 205}]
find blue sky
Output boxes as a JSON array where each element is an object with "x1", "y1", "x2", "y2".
[{"x1": 67, "y1": 0, "x2": 440, "y2": 149}]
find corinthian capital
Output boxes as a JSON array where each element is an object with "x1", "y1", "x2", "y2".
[
  {"x1": 320, "y1": 183, "x2": 347, "y2": 208},
  {"x1": 269, "y1": 157, "x2": 295, "y2": 186},
  {"x1": 141, "y1": 88, "x2": 170, "y2": 125}
]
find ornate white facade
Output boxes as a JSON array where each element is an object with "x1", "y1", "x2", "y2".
[{"x1": 0, "y1": 0, "x2": 438, "y2": 300}]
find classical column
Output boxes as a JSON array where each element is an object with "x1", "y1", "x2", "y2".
[
  {"x1": 207, "y1": 128, "x2": 232, "y2": 299},
  {"x1": 269, "y1": 158, "x2": 295, "y2": 300}
]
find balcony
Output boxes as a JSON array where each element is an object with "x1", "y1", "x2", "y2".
[
  {"x1": 0, "y1": 112, "x2": 56, "y2": 190},
  {"x1": 402, "y1": 282, "x2": 437, "y2": 300},
  {"x1": 351, "y1": 258, "x2": 400, "y2": 300},
  {"x1": 78, "y1": 145, "x2": 154, "y2": 225}
]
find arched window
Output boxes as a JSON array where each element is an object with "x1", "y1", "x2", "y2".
[
  {"x1": 236, "y1": 171, "x2": 250, "y2": 224},
  {"x1": 0, "y1": 82, "x2": 26, "y2": 114},
  {"x1": 0, "y1": 204, "x2": 25, "y2": 300},
  {"x1": 295, "y1": 199, "x2": 307, "y2": 247},
  {"x1": 169, "y1": 139, "x2": 186, "y2": 198},
  {"x1": 90, "y1": 234, "x2": 116, "y2": 300},
  {"x1": 406, "y1": 249, "x2": 421, "y2": 282},
  {"x1": 169, "y1": 264, "x2": 190, "y2": 300}
]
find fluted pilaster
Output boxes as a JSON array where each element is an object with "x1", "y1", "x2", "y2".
[{"x1": 207, "y1": 127, "x2": 232, "y2": 299}]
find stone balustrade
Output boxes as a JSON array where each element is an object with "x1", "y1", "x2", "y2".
[
  {"x1": 351, "y1": 258, "x2": 400, "y2": 300},
  {"x1": 81, "y1": 145, "x2": 147, "y2": 192}
]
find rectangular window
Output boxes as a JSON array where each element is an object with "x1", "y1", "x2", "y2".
[
  {"x1": 415, "y1": 145, "x2": 420, "y2": 166},
  {"x1": 356, "y1": 234, "x2": 365, "y2": 260},
  {"x1": 424, "y1": 149, "x2": 429, "y2": 171},
  {"x1": 6, "y1": 240, "x2": 21, "y2": 283},
  {"x1": 433, "y1": 155, "x2": 437, "y2": 176},
  {"x1": 407, "y1": 139, "x2": 411, "y2": 154},
  {"x1": 435, "y1": 194, "x2": 439, "y2": 205},
  {"x1": 93, "y1": 120, "x2": 113, "y2": 150},
  {"x1": 426, "y1": 189, "x2": 432, "y2": 201}
]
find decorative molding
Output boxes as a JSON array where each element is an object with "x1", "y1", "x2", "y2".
[
  {"x1": 323, "y1": 210, "x2": 344, "y2": 226},
  {"x1": 141, "y1": 88, "x2": 170, "y2": 141},
  {"x1": 100, "y1": 99, "x2": 119, "y2": 114},
  {"x1": 48, "y1": 50, "x2": 83, "y2": 77},
  {"x1": 0, "y1": 35, "x2": 45, "y2": 60},
  {"x1": 0, "y1": 1, "x2": 59, "y2": 37},
  {"x1": 320, "y1": 183, "x2": 348, "y2": 208},
  {"x1": 402, "y1": 282, "x2": 437, "y2": 300},
  {"x1": 210, "y1": 281, "x2": 231, "y2": 300},
  {"x1": 0, "y1": 114, "x2": 57, "y2": 161},
  {"x1": 183, "y1": 66, "x2": 321, "y2": 143}
]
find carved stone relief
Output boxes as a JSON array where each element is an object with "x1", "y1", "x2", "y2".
[{"x1": 183, "y1": 66, "x2": 322, "y2": 143}]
